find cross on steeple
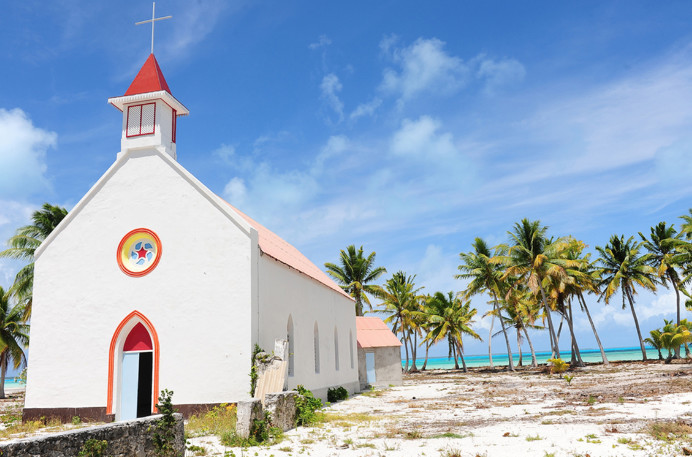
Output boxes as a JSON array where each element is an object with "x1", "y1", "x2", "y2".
[{"x1": 135, "y1": 2, "x2": 172, "y2": 54}]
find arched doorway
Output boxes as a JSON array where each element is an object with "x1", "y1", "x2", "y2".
[
  {"x1": 107, "y1": 311, "x2": 160, "y2": 421},
  {"x1": 121, "y1": 323, "x2": 153, "y2": 419}
]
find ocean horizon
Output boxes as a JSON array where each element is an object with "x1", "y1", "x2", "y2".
[{"x1": 403, "y1": 346, "x2": 663, "y2": 369}]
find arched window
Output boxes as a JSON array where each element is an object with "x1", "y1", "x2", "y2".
[
  {"x1": 349, "y1": 330, "x2": 354, "y2": 369},
  {"x1": 334, "y1": 327, "x2": 340, "y2": 371},
  {"x1": 314, "y1": 322, "x2": 320, "y2": 374},
  {"x1": 287, "y1": 315, "x2": 295, "y2": 377}
]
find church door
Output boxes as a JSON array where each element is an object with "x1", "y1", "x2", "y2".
[{"x1": 120, "y1": 323, "x2": 154, "y2": 420}]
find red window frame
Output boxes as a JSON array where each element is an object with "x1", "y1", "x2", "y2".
[{"x1": 126, "y1": 102, "x2": 157, "y2": 138}]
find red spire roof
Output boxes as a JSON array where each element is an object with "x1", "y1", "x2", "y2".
[{"x1": 124, "y1": 54, "x2": 171, "y2": 96}]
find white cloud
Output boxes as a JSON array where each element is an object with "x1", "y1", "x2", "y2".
[
  {"x1": 350, "y1": 98, "x2": 382, "y2": 120},
  {"x1": 309, "y1": 35, "x2": 332, "y2": 50},
  {"x1": 0, "y1": 108, "x2": 56, "y2": 198},
  {"x1": 476, "y1": 56, "x2": 526, "y2": 94},
  {"x1": 380, "y1": 37, "x2": 469, "y2": 102},
  {"x1": 223, "y1": 177, "x2": 246, "y2": 204},
  {"x1": 162, "y1": 0, "x2": 231, "y2": 56},
  {"x1": 320, "y1": 73, "x2": 344, "y2": 122},
  {"x1": 390, "y1": 116, "x2": 457, "y2": 157}
]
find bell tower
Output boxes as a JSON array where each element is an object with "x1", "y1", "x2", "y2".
[{"x1": 108, "y1": 54, "x2": 188, "y2": 160}]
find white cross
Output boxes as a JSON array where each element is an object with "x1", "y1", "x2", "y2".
[{"x1": 135, "y1": 2, "x2": 172, "y2": 54}]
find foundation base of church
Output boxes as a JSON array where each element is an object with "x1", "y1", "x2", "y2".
[
  {"x1": 22, "y1": 403, "x2": 236, "y2": 423},
  {"x1": 23, "y1": 407, "x2": 111, "y2": 423}
]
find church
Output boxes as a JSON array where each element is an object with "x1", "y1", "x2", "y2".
[{"x1": 23, "y1": 53, "x2": 359, "y2": 422}]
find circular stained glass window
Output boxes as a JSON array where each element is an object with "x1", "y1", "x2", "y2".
[{"x1": 117, "y1": 228, "x2": 162, "y2": 277}]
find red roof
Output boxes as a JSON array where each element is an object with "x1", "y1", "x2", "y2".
[
  {"x1": 223, "y1": 201, "x2": 351, "y2": 299},
  {"x1": 124, "y1": 54, "x2": 172, "y2": 96},
  {"x1": 356, "y1": 317, "x2": 402, "y2": 348}
]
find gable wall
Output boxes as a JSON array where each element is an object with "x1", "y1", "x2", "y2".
[
  {"x1": 258, "y1": 256, "x2": 359, "y2": 398},
  {"x1": 25, "y1": 150, "x2": 255, "y2": 412}
]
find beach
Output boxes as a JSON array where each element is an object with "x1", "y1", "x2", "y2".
[{"x1": 190, "y1": 360, "x2": 692, "y2": 456}]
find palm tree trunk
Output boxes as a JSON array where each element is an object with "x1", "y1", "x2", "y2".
[
  {"x1": 516, "y1": 328, "x2": 523, "y2": 367},
  {"x1": 0, "y1": 354, "x2": 6, "y2": 400},
  {"x1": 578, "y1": 292, "x2": 608, "y2": 365},
  {"x1": 538, "y1": 282, "x2": 560, "y2": 358},
  {"x1": 625, "y1": 286, "x2": 648, "y2": 361},
  {"x1": 657, "y1": 346, "x2": 663, "y2": 361},
  {"x1": 451, "y1": 341, "x2": 459, "y2": 370},
  {"x1": 488, "y1": 312, "x2": 495, "y2": 369},
  {"x1": 566, "y1": 302, "x2": 584, "y2": 367},
  {"x1": 410, "y1": 331, "x2": 418, "y2": 372},
  {"x1": 670, "y1": 272, "x2": 682, "y2": 358},
  {"x1": 457, "y1": 343, "x2": 467, "y2": 373},
  {"x1": 402, "y1": 333, "x2": 410, "y2": 371},
  {"x1": 492, "y1": 292, "x2": 514, "y2": 371},
  {"x1": 523, "y1": 326, "x2": 538, "y2": 367},
  {"x1": 421, "y1": 342, "x2": 430, "y2": 370},
  {"x1": 556, "y1": 315, "x2": 564, "y2": 347}
]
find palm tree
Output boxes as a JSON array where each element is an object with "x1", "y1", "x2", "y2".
[
  {"x1": 0, "y1": 203, "x2": 68, "y2": 321},
  {"x1": 596, "y1": 235, "x2": 657, "y2": 360},
  {"x1": 659, "y1": 319, "x2": 691, "y2": 363},
  {"x1": 457, "y1": 238, "x2": 515, "y2": 371},
  {"x1": 490, "y1": 286, "x2": 543, "y2": 368},
  {"x1": 325, "y1": 245, "x2": 387, "y2": 316},
  {"x1": 423, "y1": 291, "x2": 481, "y2": 372},
  {"x1": 496, "y1": 219, "x2": 579, "y2": 358},
  {"x1": 639, "y1": 222, "x2": 684, "y2": 326},
  {"x1": 645, "y1": 328, "x2": 664, "y2": 361},
  {"x1": 0, "y1": 287, "x2": 29, "y2": 399},
  {"x1": 681, "y1": 209, "x2": 692, "y2": 240},
  {"x1": 378, "y1": 271, "x2": 424, "y2": 371}
]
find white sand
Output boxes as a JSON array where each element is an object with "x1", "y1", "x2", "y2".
[{"x1": 188, "y1": 362, "x2": 692, "y2": 456}]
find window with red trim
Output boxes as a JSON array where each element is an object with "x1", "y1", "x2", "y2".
[{"x1": 126, "y1": 103, "x2": 156, "y2": 137}]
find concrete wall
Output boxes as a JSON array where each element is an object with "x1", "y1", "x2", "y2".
[
  {"x1": 26, "y1": 149, "x2": 255, "y2": 419},
  {"x1": 357, "y1": 346, "x2": 403, "y2": 389},
  {"x1": 257, "y1": 255, "x2": 359, "y2": 399},
  {"x1": 0, "y1": 414, "x2": 184, "y2": 457}
]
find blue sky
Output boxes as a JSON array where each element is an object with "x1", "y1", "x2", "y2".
[{"x1": 2, "y1": 1, "x2": 692, "y2": 359}]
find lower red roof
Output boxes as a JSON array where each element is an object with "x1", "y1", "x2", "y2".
[{"x1": 356, "y1": 316, "x2": 402, "y2": 348}]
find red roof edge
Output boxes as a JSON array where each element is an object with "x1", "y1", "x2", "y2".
[{"x1": 124, "y1": 54, "x2": 172, "y2": 96}]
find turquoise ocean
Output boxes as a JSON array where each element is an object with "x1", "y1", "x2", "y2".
[{"x1": 404, "y1": 346, "x2": 662, "y2": 369}]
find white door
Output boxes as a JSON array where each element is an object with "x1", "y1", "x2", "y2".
[
  {"x1": 120, "y1": 353, "x2": 139, "y2": 420},
  {"x1": 365, "y1": 352, "x2": 376, "y2": 384}
]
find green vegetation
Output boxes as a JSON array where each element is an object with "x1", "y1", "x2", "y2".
[
  {"x1": 295, "y1": 385, "x2": 323, "y2": 426},
  {"x1": 187, "y1": 404, "x2": 237, "y2": 438},
  {"x1": 0, "y1": 287, "x2": 28, "y2": 399},
  {"x1": 78, "y1": 439, "x2": 108, "y2": 457},
  {"x1": 152, "y1": 389, "x2": 178, "y2": 457},
  {"x1": 547, "y1": 358, "x2": 568, "y2": 374},
  {"x1": 249, "y1": 344, "x2": 264, "y2": 397},
  {"x1": 0, "y1": 203, "x2": 68, "y2": 322},
  {"x1": 327, "y1": 386, "x2": 349, "y2": 402},
  {"x1": 324, "y1": 245, "x2": 386, "y2": 316}
]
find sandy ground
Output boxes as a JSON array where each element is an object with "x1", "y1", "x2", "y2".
[{"x1": 189, "y1": 361, "x2": 692, "y2": 457}]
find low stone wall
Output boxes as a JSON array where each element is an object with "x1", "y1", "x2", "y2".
[
  {"x1": 0, "y1": 414, "x2": 184, "y2": 457},
  {"x1": 236, "y1": 391, "x2": 299, "y2": 439}
]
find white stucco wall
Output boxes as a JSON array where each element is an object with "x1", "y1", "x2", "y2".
[
  {"x1": 357, "y1": 346, "x2": 403, "y2": 389},
  {"x1": 257, "y1": 256, "x2": 359, "y2": 399},
  {"x1": 26, "y1": 149, "x2": 256, "y2": 413}
]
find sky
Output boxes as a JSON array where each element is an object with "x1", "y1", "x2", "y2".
[{"x1": 1, "y1": 1, "x2": 692, "y2": 360}]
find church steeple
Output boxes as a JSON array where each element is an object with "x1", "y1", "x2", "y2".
[{"x1": 108, "y1": 54, "x2": 188, "y2": 161}]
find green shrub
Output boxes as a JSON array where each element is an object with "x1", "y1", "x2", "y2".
[
  {"x1": 249, "y1": 344, "x2": 264, "y2": 396},
  {"x1": 327, "y1": 386, "x2": 349, "y2": 403},
  {"x1": 547, "y1": 358, "x2": 569, "y2": 374},
  {"x1": 78, "y1": 439, "x2": 108, "y2": 457},
  {"x1": 153, "y1": 389, "x2": 178, "y2": 457},
  {"x1": 295, "y1": 385, "x2": 323, "y2": 426}
]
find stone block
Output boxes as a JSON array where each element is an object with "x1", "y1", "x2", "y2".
[
  {"x1": 235, "y1": 399, "x2": 263, "y2": 439},
  {"x1": 264, "y1": 391, "x2": 298, "y2": 432}
]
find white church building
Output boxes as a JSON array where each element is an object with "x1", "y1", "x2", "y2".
[{"x1": 23, "y1": 54, "x2": 359, "y2": 422}]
